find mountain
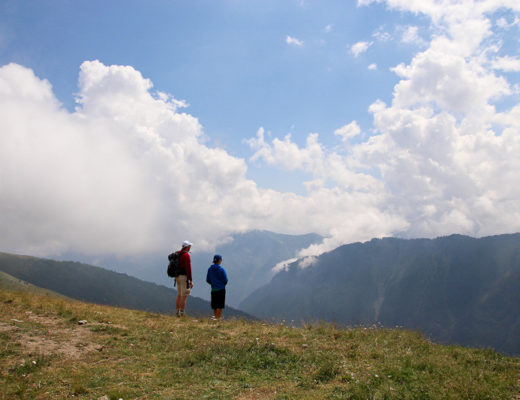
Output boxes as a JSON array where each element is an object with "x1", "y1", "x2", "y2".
[
  {"x1": 239, "y1": 233, "x2": 520, "y2": 355},
  {"x1": 0, "y1": 270, "x2": 67, "y2": 297},
  {"x1": 190, "y1": 230, "x2": 323, "y2": 306},
  {"x1": 0, "y1": 252, "x2": 251, "y2": 319},
  {"x1": 55, "y1": 230, "x2": 323, "y2": 307}
]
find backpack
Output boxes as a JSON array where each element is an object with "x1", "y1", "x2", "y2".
[{"x1": 167, "y1": 252, "x2": 182, "y2": 278}]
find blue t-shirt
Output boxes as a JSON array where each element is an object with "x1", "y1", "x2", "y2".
[{"x1": 206, "y1": 264, "x2": 228, "y2": 291}]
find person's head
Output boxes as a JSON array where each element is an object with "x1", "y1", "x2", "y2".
[
  {"x1": 182, "y1": 240, "x2": 192, "y2": 251},
  {"x1": 213, "y1": 254, "x2": 222, "y2": 264}
]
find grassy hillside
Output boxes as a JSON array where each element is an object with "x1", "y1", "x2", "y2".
[
  {"x1": 1, "y1": 287, "x2": 519, "y2": 399},
  {"x1": 0, "y1": 270, "x2": 65, "y2": 297}
]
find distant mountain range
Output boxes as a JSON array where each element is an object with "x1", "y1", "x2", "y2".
[
  {"x1": 190, "y1": 230, "x2": 323, "y2": 306},
  {"x1": 240, "y1": 233, "x2": 520, "y2": 355},
  {"x1": 0, "y1": 252, "x2": 251, "y2": 319},
  {"x1": 55, "y1": 230, "x2": 323, "y2": 308},
  {"x1": 4, "y1": 231, "x2": 519, "y2": 355}
]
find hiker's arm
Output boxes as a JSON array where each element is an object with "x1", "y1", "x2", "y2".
[{"x1": 221, "y1": 268, "x2": 228, "y2": 285}]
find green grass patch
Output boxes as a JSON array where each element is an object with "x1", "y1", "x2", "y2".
[{"x1": 0, "y1": 287, "x2": 519, "y2": 399}]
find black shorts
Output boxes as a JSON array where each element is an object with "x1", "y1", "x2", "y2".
[{"x1": 211, "y1": 289, "x2": 226, "y2": 310}]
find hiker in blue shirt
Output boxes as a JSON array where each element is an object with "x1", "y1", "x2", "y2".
[{"x1": 206, "y1": 255, "x2": 228, "y2": 320}]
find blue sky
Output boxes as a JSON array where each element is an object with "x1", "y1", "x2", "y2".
[
  {"x1": 0, "y1": 0, "x2": 420, "y2": 190},
  {"x1": 1, "y1": 0, "x2": 520, "y2": 258}
]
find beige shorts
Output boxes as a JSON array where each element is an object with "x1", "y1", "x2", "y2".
[{"x1": 175, "y1": 275, "x2": 191, "y2": 296}]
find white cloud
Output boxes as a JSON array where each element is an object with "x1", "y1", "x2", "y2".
[
  {"x1": 491, "y1": 56, "x2": 520, "y2": 72},
  {"x1": 400, "y1": 25, "x2": 427, "y2": 46},
  {"x1": 334, "y1": 121, "x2": 361, "y2": 142},
  {"x1": 401, "y1": 25, "x2": 419, "y2": 43},
  {"x1": 351, "y1": 41, "x2": 373, "y2": 57},
  {"x1": 391, "y1": 37, "x2": 511, "y2": 115},
  {"x1": 286, "y1": 35, "x2": 304, "y2": 47},
  {"x1": 357, "y1": 0, "x2": 382, "y2": 6},
  {"x1": 496, "y1": 16, "x2": 519, "y2": 29},
  {"x1": 3, "y1": 0, "x2": 520, "y2": 265},
  {"x1": 0, "y1": 61, "x2": 407, "y2": 258},
  {"x1": 324, "y1": 24, "x2": 333, "y2": 33},
  {"x1": 373, "y1": 28, "x2": 392, "y2": 42},
  {"x1": 250, "y1": 0, "x2": 520, "y2": 260},
  {"x1": 0, "y1": 62, "x2": 259, "y2": 255},
  {"x1": 272, "y1": 257, "x2": 298, "y2": 273},
  {"x1": 368, "y1": 63, "x2": 378, "y2": 70},
  {"x1": 247, "y1": 128, "x2": 324, "y2": 173}
]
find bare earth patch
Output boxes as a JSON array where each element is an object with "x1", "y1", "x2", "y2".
[
  {"x1": 233, "y1": 387, "x2": 278, "y2": 400},
  {"x1": 1, "y1": 312, "x2": 104, "y2": 358}
]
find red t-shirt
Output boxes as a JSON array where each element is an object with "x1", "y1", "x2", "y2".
[{"x1": 178, "y1": 250, "x2": 192, "y2": 282}]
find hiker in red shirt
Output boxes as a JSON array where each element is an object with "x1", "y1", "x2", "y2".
[{"x1": 175, "y1": 240, "x2": 194, "y2": 317}]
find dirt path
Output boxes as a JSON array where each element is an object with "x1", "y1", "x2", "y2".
[{"x1": 1, "y1": 311, "x2": 105, "y2": 359}]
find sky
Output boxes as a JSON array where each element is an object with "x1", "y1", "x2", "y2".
[{"x1": 1, "y1": 0, "x2": 520, "y2": 261}]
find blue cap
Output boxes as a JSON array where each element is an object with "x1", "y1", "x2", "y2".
[{"x1": 213, "y1": 254, "x2": 222, "y2": 262}]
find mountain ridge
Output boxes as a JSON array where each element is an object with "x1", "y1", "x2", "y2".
[{"x1": 240, "y1": 233, "x2": 520, "y2": 355}]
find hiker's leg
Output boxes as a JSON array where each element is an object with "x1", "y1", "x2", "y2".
[
  {"x1": 179, "y1": 295, "x2": 187, "y2": 311},
  {"x1": 215, "y1": 309, "x2": 222, "y2": 319}
]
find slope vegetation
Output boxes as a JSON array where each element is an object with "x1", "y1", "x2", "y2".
[{"x1": 1, "y1": 287, "x2": 519, "y2": 399}]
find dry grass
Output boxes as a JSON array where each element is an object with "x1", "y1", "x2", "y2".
[{"x1": 1, "y1": 287, "x2": 519, "y2": 399}]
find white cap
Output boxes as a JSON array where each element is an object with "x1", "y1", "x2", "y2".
[{"x1": 182, "y1": 240, "x2": 192, "y2": 248}]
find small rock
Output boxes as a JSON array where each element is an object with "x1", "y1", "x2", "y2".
[
  {"x1": 302, "y1": 344, "x2": 309, "y2": 349},
  {"x1": 78, "y1": 320, "x2": 88, "y2": 325},
  {"x1": 97, "y1": 396, "x2": 109, "y2": 400}
]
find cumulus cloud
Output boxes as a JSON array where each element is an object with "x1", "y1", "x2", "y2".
[
  {"x1": 334, "y1": 121, "x2": 361, "y2": 142},
  {"x1": 286, "y1": 35, "x2": 304, "y2": 47},
  {"x1": 496, "y1": 16, "x2": 519, "y2": 29},
  {"x1": 0, "y1": 61, "x2": 408, "y2": 258},
  {"x1": 0, "y1": 62, "x2": 259, "y2": 255},
  {"x1": 400, "y1": 25, "x2": 427, "y2": 46},
  {"x1": 247, "y1": 127, "x2": 324, "y2": 172},
  {"x1": 255, "y1": 0, "x2": 520, "y2": 261},
  {"x1": 351, "y1": 41, "x2": 373, "y2": 57},
  {"x1": 2, "y1": 0, "x2": 520, "y2": 266},
  {"x1": 491, "y1": 56, "x2": 520, "y2": 72}
]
